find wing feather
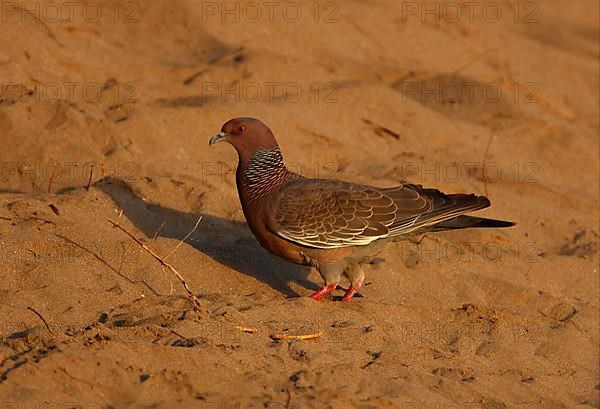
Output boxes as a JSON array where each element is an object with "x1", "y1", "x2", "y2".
[
  {"x1": 265, "y1": 179, "x2": 425, "y2": 248},
  {"x1": 264, "y1": 179, "x2": 491, "y2": 249}
]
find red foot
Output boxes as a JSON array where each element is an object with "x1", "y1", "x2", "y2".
[
  {"x1": 310, "y1": 284, "x2": 337, "y2": 301},
  {"x1": 341, "y1": 277, "x2": 364, "y2": 302}
]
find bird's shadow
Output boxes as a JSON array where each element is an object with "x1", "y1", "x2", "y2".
[{"x1": 94, "y1": 177, "x2": 317, "y2": 297}]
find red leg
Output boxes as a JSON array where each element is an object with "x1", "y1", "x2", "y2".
[
  {"x1": 341, "y1": 276, "x2": 364, "y2": 302},
  {"x1": 310, "y1": 284, "x2": 337, "y2": 301}
]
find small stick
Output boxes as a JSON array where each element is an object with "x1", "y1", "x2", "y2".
[
  {"x1": 11, "y1": 4, "x2": 61, "y2": 45},
  {"x1": 108, "y1": 218, "x2": 202, "y2": 312},
  {"x1": 481, "y1": 132, "x2": 496, "y2": 196},
  {"x1": 86, "y1": 164, "x2": 94, "y2": 191},
  {"x1": 27, "y1": 306, "x2": 54, "y2": 337},
  {"x1": 152, "y1": 220, "x2": 166, "y2": 240},
  {"x1": 164, "y1": 217, "x2": 202, "y2": 260},
  {"x1": 236, "y1": 326, "x2": 257, "y2": 334},
  {"x1": 270, "y1": 331, "x2": 322, "y2": 341},
  {"x1": 170, "y1": 329, "x2": 189, "y2": 339},
  {"x1": 160, "y1": 265, "x2": 175, "y2": 295},
  {"x1": 362, "y1": 118, "x2": 400, "y2": 140},
  {"x1": 47, "y1": 167, "x2": 57, "y2": 193},
  {"x1": 21, "y1": 216, "x2": 56, "y2": 226}
]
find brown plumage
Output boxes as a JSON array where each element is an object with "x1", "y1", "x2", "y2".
[{"x1": 209, "y1": 118, "x2": 514, "y2": 301}]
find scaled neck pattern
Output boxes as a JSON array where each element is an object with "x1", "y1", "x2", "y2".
[{"x1": 241, "y1": 147, "x2": 294, "y2": 204}]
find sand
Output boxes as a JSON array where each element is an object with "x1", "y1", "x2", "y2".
[{"x1": 0, "y1": 0, "x2": 598, "y2": 407}]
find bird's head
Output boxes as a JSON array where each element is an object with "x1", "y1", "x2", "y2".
[{"x1": 209, "y1": 118, "x2": 278, "y2": 155}]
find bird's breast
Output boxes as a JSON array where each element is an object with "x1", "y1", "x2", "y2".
[{"x1": 241, "y1": 199, "x2": 306, "y2": 264}]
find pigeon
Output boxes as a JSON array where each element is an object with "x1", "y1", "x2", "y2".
[{"x1": 209, "y1": 118, "x2": 514, "y2": 302}]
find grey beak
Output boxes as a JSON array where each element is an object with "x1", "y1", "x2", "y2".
[{"x1": 209, "y1": 132, "x2": 227, "y2": 146}]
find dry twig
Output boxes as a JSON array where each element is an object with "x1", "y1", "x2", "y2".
[
  {"x1": 236, "y1": 326, "x2": 257, "y2": 334},
  {"x1": 152, "y1": 220, "x2": 166, "y2": 240},
  {"x1": 86, "y1": 164, "x2": 94, "y2": 191},
  {"x1": 27, "y1": 306, "x2": 54, "y2": 337},
  {"x1": 270, "y1": 331, "x2": 322, "y2": 341},
  {"x1": 10, "y1": 4, "x2": 61, "y2": 45},
  {"x1": 108, "y1": 217, "x2": 203, "y2": 313},
  {"x1": 47, "y1": 167, "x2": 57, "y2": 193},
  {"x1": 164, "y1": 217, "x2": 202, "y2": 260}
]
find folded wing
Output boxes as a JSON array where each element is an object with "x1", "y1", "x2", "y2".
[{"x1": 265, "y1": 179, "x2": 434, "y2": 248}]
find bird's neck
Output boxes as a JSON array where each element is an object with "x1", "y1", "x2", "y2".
[{"x1": 237, "y1": 147, "x2": 296, "y2": 205}]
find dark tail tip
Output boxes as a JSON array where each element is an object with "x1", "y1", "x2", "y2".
[
  {"x1": 478, "y1": 219, "x2": 516, "y2": 228},
  {"x1": 434, "y1": 215, "x2": 516, "y2": 230}
]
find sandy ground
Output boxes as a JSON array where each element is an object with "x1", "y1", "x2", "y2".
[{"x1": 0, "y1": 0, "x2": 598, "y2": 407}]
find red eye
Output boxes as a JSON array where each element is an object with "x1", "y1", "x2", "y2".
[{"x1": 235, "y1": 125, "x2": 247, "y2": 134}]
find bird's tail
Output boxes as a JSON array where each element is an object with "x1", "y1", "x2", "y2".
[
  {"x1": 421, "y1": 215, "x2": 515, "y2": 232},
  {"x1": 387, "y1": 184, "x2": 515, "y2": 233}
]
